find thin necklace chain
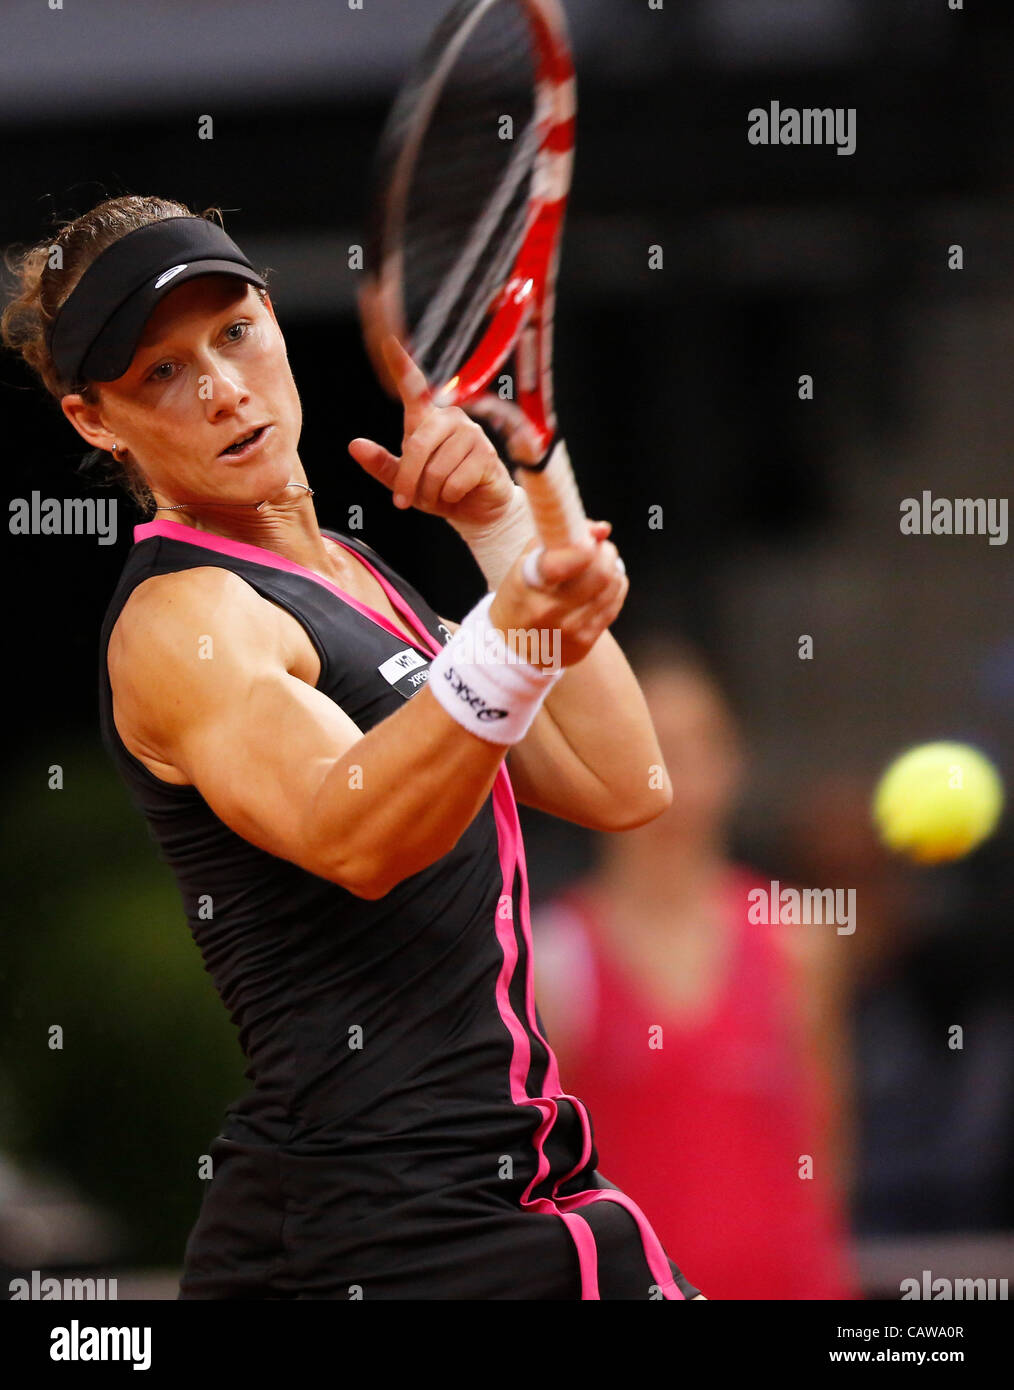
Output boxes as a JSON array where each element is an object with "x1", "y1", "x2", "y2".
[{"x1": 153, "y1": 482, "x2": 314, "y2": 513}]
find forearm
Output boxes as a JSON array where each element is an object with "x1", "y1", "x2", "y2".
[
  {"x1": 542, "y1": 631, "x2": 671, "y2": 808},
  {"x1": 507, "y1": 630, "x2": 672, "y2": 828},
  {"x1": 453, "y1": 487, "x2": 668, "y2": 826},
  {"x1": 309, "y1": 687, "x2": 506, "y2": 896}
]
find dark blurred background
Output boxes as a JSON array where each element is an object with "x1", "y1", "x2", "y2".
[{"x1": 1, "y1": 0, "x2": 1012, "y2": 1297}]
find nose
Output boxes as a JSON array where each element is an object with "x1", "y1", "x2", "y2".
[{"x1": 202, "y1": 356, "x2": 250, "y2": 416}]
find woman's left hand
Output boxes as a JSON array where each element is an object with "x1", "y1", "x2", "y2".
[{"x1": 348, "y1": 336, "x2": 516, "y2": 531}]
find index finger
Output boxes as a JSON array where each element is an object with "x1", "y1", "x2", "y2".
[{"x1": 381, "y1": 335, "x2": 433, "y2": 411}]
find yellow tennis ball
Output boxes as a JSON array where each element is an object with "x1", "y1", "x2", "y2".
[{"x1": 872, "y1": 742, "x2": 1005, "y2": 864}]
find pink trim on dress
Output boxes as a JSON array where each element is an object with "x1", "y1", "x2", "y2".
[
  {"x1": 490, "y1": 769, "x2": 686, "y2": 1299},
  {"x1": 133, "y1": 518, "x2": 430, "y2": 651}
]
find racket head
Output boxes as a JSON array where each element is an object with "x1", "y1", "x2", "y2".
[{"x1": 361, "y1": 0, "x2": 576, "y2": 461}]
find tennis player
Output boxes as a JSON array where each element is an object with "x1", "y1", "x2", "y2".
[{"x1": 2, "y1": 195, "x2": 705, "y2": 1300}]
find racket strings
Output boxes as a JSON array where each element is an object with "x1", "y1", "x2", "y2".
[
  {"x1": 413, "y1": 117, "x2": 539, "y2": 381},
  {"x1": 397, "y1": 0, "x2": 537, "y2": 383}
]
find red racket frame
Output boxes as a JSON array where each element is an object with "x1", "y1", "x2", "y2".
[{"x1": 368, "y1": 0, "x2": 588, "y2": 547}]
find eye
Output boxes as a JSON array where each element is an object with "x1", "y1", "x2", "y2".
[{"x1": 145, "y1": 321, "x2": 249, "y2": 382}]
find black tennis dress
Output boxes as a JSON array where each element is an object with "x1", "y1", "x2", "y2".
[{"x1": 97, "y1": 516, "x2": 701, "y2": 1301}]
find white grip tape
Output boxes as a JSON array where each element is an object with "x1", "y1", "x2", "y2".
[
  {"x1": 518, "y1": 438, "x2": 588, "y2": 549},
  {"x1": 426, "y1": 593, "x2": 563, "y2": 745}
]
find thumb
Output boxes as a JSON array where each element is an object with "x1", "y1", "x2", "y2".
[
  {"x1": 348, "y1": 437, "x2": 400, "y2": 489},
  {"x1": 530, "y1": 536, "x2": 597, "y2": 587}
]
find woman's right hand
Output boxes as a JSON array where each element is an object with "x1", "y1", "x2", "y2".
[{"x1": 488, "y1": 521, "x2": 629, "y2": 670}]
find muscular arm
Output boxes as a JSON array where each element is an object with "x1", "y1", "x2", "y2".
[
  {"x1": 507, "y1": 631, "x2": 672, "y2": 830},
  {"x1": 111, "y1": 568, "x2": 508, "y2": 899},
  {"x1": 438, "y1": 617, "x2": 672, "y2": 832}
]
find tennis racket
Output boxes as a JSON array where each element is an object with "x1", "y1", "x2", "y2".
[{"x1": 360, "y1": 0, "x2": 587, "y2": 550}]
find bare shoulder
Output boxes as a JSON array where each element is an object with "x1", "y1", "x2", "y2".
[
  {"x1": 116, "y1": 563, "x2": 259, "y2": 621},
  {"x1": 108, "y1": 567, "x2": 319, "y2": 779},
  {"x1": 111, "y1": 566, "x2": 314, "y2": 672},
  {"x1": 110, "y1": 566, "x2": 271, "y2": 674}
]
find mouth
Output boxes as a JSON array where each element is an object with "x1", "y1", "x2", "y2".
[{"x1": 218, "y1": 424, "x2": 271, "y2": 459}]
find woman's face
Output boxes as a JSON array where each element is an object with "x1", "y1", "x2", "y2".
[{"x1": 61, "y1": 275, "x2": 303, "y2": 506}]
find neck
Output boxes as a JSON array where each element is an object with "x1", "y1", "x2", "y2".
[{"x1": 150, "y1": 475, "x2": 342, "y2": 579}]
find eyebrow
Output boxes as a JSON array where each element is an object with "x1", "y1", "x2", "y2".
[{"x1": 138, "y1": 295, "x2": 251, "y2": 353}]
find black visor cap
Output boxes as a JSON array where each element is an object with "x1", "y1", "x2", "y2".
[{"x1": 48, "y1": 217, "x2": 267, "y2": 390}]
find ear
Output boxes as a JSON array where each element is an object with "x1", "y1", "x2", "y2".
[{"x1": 60, "y1": 392, "x2": 116, "y2": 454}]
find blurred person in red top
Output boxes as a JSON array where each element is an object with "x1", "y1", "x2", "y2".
[{"x1": 532, "y1": 635, "x2": 862, "y2": 1299}]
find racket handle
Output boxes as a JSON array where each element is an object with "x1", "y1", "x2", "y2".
[{"x1": 518, "y1": 438, "x2": 588, "y2": 549}]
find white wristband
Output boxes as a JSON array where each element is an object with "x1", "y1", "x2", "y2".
[
  {"x1": 427, "y1": 592, "x2": 563, "y2": 744},
  {"x1": 451, "y1": 485, "x2": 538, "y2": 589}
]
